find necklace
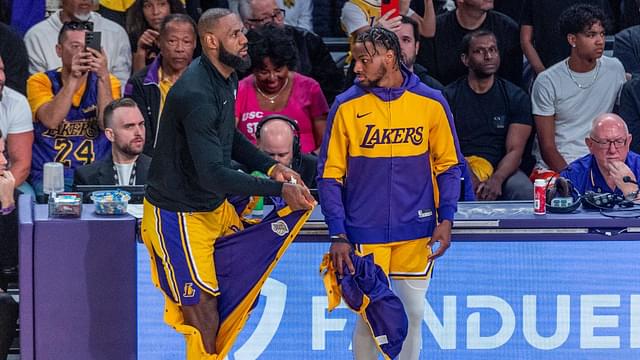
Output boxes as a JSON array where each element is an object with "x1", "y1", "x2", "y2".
[
  {"x1": 565, "y1": 58, "x2": 600, "y2": 90},
  {"x1": 255, "y1": 77, "x2": 289, "y2": 104}
]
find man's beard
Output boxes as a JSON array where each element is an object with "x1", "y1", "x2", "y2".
[
  {"x1": 73, "y1": 12, "x2": 91, "y2": 21},
  {"x1": 402, "y1": 53, "x2": 415, "y2": 69},
  {"x1": 359, "y1": 65, "x2": 387, "y2": 87},
  {"x1": 122, "y1": 141, "x2": 143, "y2": 157},
  {"x1": 219, "y1": 43, "x2": 251, "y2": 72}
]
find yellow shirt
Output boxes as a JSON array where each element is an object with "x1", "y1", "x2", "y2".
[
  {"x1": 158, "y1": 67, "x2": 175, "y2": 115},
  {"x1": 27, "y1": 69, "x2": 121, "y2": 119}
]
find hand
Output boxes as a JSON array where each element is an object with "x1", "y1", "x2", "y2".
[
  {"x1": 476, "y1": 176, "x2": 503, "y2": 201},
  {"x1": 428, "y1": 220, "x2": 451, "y2": 261},
  {"x1": 607, "y1": 160, "x2": 637, "y2": 194},
  {"x1": 330, "y1": 240, "x2": 355, "y2": 277},
  {"x1": 69, "y1": 51, "x2": 92, "y2": 80},
  {"x1": 270, "y1": 163, "x2": 306, "y2": 187},
  {"x1": 0, "y1": 170, "x2": 15, "y2": 208},
  {"x1": 399, "y1": 0, "x2": 411, "y2": 15},
  {"x1": 376, "y1": 10, "x2": 403, "y2": 33},
  {"x1": 470, "y1": 171, "x2": 481, "y2": 194},
  {"x1": 137, "y1": 29, "x2": 159, "y2": 51},
  {"x1": 281, "y1": 182, "x2": 314, "y2": 211},
  {"x1": 86, "y1": 47, "x2": 109, "y2": 79}
]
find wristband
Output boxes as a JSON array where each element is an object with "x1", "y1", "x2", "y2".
[
  {"x1": 0, "y1": 203, "x2": 15, "y2": 216},
  {"x1": 330, "y1": 234, "x2": 350, "y2": 244}
]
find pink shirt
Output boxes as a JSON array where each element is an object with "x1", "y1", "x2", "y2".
[{"x1": 235, "y1": 72, "x2": 329, "y2": 153}]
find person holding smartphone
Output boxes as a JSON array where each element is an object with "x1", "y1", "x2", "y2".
[{"x1": 26, "y1": 21, "x2": 121, "y2": 195}]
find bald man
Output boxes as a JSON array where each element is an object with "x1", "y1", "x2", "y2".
[
  {"x1": 561, "y1": 113, "x2": 640, "y2": 200},
  {"x1": 256, "y1": 116, "x2": 318, "y2": 188}
]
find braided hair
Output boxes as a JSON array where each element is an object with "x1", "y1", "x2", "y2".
[{"x1": 354, "y1": 26, "x2": 402, "y2": 70}]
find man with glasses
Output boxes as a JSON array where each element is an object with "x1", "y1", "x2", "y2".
[
  {"x1": 561, "y1": 113, "x2": 640, "y2": 200},
  {"x1": 237, "y1": 0, "x2": 344, "y2": 104},
  {"x1": 24, "y1": 0, "x2": 131, "y2": 88}
]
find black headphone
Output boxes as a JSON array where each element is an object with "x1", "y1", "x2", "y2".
[
  {"x1": 546, "y1": 177, "x2": 582, "y2": 213},
  {"x1": 255, "y1": 114, "x2": 302, "y2": 169}
]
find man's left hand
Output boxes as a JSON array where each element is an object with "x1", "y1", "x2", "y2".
[
  {"x1": 87, "y1": 47, "x2": 109, "y2": 79},
  {"x1": 270, "y1": 164, "x2": 306, "y2": 187},
  {"x1": 608, "y1": 160, "x2": 636, "y2": 194},
  {"x1": 428, "y1": 220, "x2": 451, "y2": 260},
  {"x1": 477, "y1": 176, "x2": 503, "y2": 201}
]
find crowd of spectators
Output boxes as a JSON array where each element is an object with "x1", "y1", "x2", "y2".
[{"x1": 1, "y1": 0, "x2": 640, "y2": 356}]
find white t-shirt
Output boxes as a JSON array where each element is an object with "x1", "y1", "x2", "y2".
[
  {"x1": 341, "y1": 1, "x2": 376, "y2": 36},
  {"x1": 114, "y1": 162, "x2": 135, "y2": 186},
  {"x1": 24, "y1": 10, "x2": 132, "y2": 89},
  {"x1": 277, "y1": 0, "x2": 314, "y2": 32},
  {"x1": 531, "y1": 55, "x2": 626, "y2": 169},
  {"x1": 0, "y1": 86, "x2": 33, "y2": 138}
]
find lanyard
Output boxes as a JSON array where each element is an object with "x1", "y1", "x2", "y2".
[{"x1": 113, "y1": 162, "x2": 137, "y2": 186}]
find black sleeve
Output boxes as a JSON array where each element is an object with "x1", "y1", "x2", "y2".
[
  {"x1": 183, "y1": 105, "x2": 283, "y2": 197},
  {"x1": 231, "y1": 129, "x2": 279, "y2": 174},
  {"x1": 506, "y1": 81, "x2": 533, "y2": 126},
  {"x1": 124, "y1": 75, "x2": 156, "y2": 156},
  {"x1": 417, "y1": 36, "x2": 439, "y2": 83},
  {"x1": 519, "y1": 0, "x2": 533, "y2": 26},
  {"x1": 306, "y1": 32, "x2": 345, "y2": 104},
  {"x1": 614, "y1": 28, "x2": 640, "y2": 75},
  {"x1": 0, "y1": 28, "x2": 28, "y2": 95},
  {"x1": 497, "y1": 17, "x2": 524, "y2": 88},
  {"x1": 619, "y1": 79, "x2": 640, "y2": 153},
  {"x1": 73, "y1": 166, "x2": 90, "y2": 186}
]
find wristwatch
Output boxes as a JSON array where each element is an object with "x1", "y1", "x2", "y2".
[
  {"x1": 0, "y1": 203, "x2": 15, "y2": 216},
  {"x1": 624, "y1": 187, "x2": 640, "y2": 202},
  {"x1": 330, "y1": 234, "x2": 351, "y2": 244}
]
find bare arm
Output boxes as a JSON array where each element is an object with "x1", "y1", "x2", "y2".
[
  {"x1": 520, "y1": 25, "x2": 545, "y2": 75},
  {"x1": 312, "y1": 115, "x2": 327, "y2": 152},
  {"x1": 35, "y1": 50, "x2": 92, "y2": 129},
  {"x1": 88, "y1": 47, "x2": 116, "y2": 130},
  {"x1": 535, "y1": 114, "x2": 567, "y2": 172},
  {"x1": 35, "y1": 75, "x2": 84, "y2": 129},
  {"x1": 6, "y1": 131, "x2": 33, "y2": 186},
  {"x1": 477, "y1": 124, "x2": 532, "y2": 200},
  {"x1": 410, "y1": 0, "x2": 435, "y2": 38},
  {"x1": 132, "y1": 29, "x2": 159, "y2": 73}
]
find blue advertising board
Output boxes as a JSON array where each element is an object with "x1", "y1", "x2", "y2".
[{"x1": 138, "y1": 240, "x2": 640, "y2": 359}]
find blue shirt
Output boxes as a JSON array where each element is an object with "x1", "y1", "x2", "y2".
[{"x1": 560, "y1": 151, "x2": 640, "y2": 195}]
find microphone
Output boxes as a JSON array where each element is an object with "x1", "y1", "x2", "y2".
[{"x1": 623, "y1": 176, "x2": 638, "y2": 185}]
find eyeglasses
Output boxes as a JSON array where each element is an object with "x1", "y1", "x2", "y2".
[
  {"x1": 247, "y1": 8, "x2": 286, "y2": 25},
  {"x1": 589, "y1": 136, "x2": 628, "y2": 149},
  {"x1": 62, "y1": 21, "x2": 94, "y2": 31}
]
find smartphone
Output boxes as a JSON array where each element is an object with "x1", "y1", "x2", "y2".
[
  {"x1": 381, "y1": 0, "x2": 400, "y2": 17},
  {"x1": 85, "y1": 31, "x2": 102, "y2": 52}
]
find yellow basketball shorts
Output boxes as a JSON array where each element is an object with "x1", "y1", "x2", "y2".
[
  {"x1": 355, "y1": 238, "x2": 434, "y2": 280},
  {"x1": 141, "y1": 199, "x2": 243, "y2": 306}
]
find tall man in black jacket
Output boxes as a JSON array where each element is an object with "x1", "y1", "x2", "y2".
[{"x1": 140, "y1": 8, "x2": 314, "y2": 359}]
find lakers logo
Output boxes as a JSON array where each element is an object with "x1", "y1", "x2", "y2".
[
  {"x1": 359, "y1": 124, "x2": 424, "y2": 149},
  {"x1": 271, "y1": 220, "x2": 289, "y2": 236},
  {"x1": 183, "y1": 283, "x2": 195, "y2": 298}
]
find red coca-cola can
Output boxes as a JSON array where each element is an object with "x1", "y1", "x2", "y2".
[{"x1": 533, "y1": 179, "x2": 546, "y2": 215}]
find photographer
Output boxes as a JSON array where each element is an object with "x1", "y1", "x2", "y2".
[{"x1": 26, "y1": 21, "x2": 120, "y2": 196}]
